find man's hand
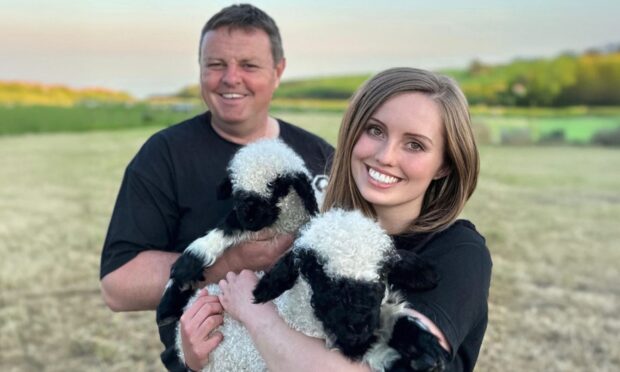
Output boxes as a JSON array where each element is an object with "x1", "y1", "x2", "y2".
[
  {"x1": 202, "y1": 231, "x2": 294, "y2": 283},
  {"x1": 180, "y1": 289, "x2": 224, "y2": 371}
]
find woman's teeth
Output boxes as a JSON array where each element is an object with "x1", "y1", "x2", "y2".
[{"x1": 369, "y1": 168, "x2": 398, "y2": 184}]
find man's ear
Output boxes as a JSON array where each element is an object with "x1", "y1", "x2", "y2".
[
  {"x1": 274, "y1": 58, "x2": 286, "y2": 88},
  {"x1": 216, "y1": 177, "x2": 233, "y2": 200}
]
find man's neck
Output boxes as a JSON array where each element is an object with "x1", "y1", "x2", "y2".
[{"x1": 211, "y1": 116, "x2": 280, "y2": 145}]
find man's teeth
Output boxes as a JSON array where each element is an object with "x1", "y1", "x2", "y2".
[
  {"x1": 222, "y1": 93, "x2": 244, "y2": 99},
  {"x1": 369, "y1": 168, "x2": 398, "y2": 184}
]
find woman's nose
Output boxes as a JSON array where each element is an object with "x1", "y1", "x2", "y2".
[{"x1": 374, "y1": 142, "x2": 397, "y2": 166}]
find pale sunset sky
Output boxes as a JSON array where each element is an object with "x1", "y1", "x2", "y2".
[{"x1": 1, "y1": 0, "x2": 618, "y2": 97}]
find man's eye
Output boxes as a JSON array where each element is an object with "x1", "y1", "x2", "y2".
[{"x1": 207, "y1": 63, "x2": 224, "y2": 69}]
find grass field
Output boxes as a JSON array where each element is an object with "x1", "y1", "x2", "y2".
[
  {"x1": 473, "y1": 115, "x2": 620, "y2": 144},
  {"x1": 2, "y1": 104, "x2": 619, "y2": 147},
  {"x1": 0, "y1": 117, "x2": 619, "y2": 371},
  {"x1": 0, "y1": 104, "x2": 204, "y2": 136}
]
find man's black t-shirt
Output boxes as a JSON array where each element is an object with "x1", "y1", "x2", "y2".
[
  {"x1": 100, "y1": 112, "x2": 334, "y2": 371},
  {"x1": 392, "y1": 220, "x2": 492, "y2": 372}
]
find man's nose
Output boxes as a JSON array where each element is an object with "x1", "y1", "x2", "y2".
[{"x1": 222, "y1": 65, "x2": 241, "y2": 85}]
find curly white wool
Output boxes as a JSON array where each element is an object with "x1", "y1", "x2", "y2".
[
  {"x1": 229, "y1": 138, "x2": 311, "y2": 198},
  {"x1": 177, "y1": 278, "x2": 324, "y2": 372},
  {"x1": 295, "y1": 209, "x2": 394, "y2": 281}
]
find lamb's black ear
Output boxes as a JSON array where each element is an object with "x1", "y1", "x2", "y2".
[
  {"x1": 289, "y1": 172, "x2": 319, "y2": 215},
  {"x1": 216, "y1": 176, "x2": 233, "y2": 200},
  {"x1": 253, "y1": 250, "x2": 300, "y2": 303},
  {"x1": 269, "y1": 172, "x2": 318, "y2": 215},
  {"x1": 385, "y1": 250, "x2": 439, "y2": 292}
]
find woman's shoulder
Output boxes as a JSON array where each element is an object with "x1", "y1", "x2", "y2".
[
  {"x1": 394, "y1": 220, "x2": 490, "y2": 263},
  {"x1": 438, "y1": 219, "x2": 486, "y2": 249}
]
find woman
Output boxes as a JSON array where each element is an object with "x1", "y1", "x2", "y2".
[{"x1": 197, "y1": 67, "x2": 492, "y2": 371}]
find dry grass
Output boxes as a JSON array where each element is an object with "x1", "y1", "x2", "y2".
[{"x1": 0, "y1": 124, "x2": 619, "y2": 371}]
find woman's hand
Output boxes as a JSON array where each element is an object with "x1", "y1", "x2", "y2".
[
  {"x1": 179, "y1": 289, "x2": 224, "y2": 371},
  {"x1": 218, "y1": 270, "x2": 277, "y2": 325}
]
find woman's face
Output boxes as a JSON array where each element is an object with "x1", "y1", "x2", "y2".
[{"x1": 351, "y1": 92, "x2": 448, "y2": 224}]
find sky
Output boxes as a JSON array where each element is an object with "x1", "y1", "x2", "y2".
[{"x1": 1, "y1": 0, "x2": 619, "y2": 98}]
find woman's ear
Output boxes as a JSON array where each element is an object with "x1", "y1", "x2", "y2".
[{"x1": 433, "y1": 165, "x2": 451, "y2": 180}]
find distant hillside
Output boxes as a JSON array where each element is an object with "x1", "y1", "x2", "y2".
[
  {"x1": 169, "y1": 75, "x2": 370, "y2": 101},
  {"x1": 0, "y1": 81, "x2": 134, "y2": 106},
  {"x1": 274, "y1": 75, "x2": 370, "y2": 100},
  {"x1": 171, "y1": 47, "x2": 620, "y2": 107},
  {"x1": 454, "y1": 50, "x2": 620, "y2": 106}
]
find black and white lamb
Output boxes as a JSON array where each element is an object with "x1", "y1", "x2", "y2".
[
  {"x1": 175, "y1": 209, "x2": 447, "y2": 372},
  {"x1": 253, "y1": 208, "x2": 449, "y2": 372},
  {"x1": 156, "y1": 138, "x2": 319, "y2": 326}
]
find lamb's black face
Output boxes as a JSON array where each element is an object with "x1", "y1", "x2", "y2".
[
  {"x1": 233, "y1": 191, "x2": 280, "y2": 231},
  {"x1": 313, "y1": 279, "x2": 385, "y2": 359}
]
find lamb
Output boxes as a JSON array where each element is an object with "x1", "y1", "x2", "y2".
[
  {"x1": 176, "y1": 209, "x2": 446, "y2": 371},
  {"x1": 253, "y1": 208, "x2": 449, "y2": 372},
  {"x1": 156, "y1": 138, "x2": 320, "y2": 326}
]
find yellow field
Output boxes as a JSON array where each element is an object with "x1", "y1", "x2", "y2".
[{"x1": 0, "y1": 121, "x2": 619, "y2": 371}]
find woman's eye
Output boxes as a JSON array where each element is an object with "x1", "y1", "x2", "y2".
[
  {"x1": 367, "y1": 126, "x2": 383, "y2": 137},
  {"x1": 406, "y1": 142, "x2": 423, "y2": 151}
]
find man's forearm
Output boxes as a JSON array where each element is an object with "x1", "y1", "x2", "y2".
[
  {"x1": 100, "y1": 234, "x2": 293, "y2": 312},
  {"x1": 100, "y1": 250, "x2": 180, "y2": 311},
  {"x1": 100, "y1": 248, "x2": 237, "y2": 312}
]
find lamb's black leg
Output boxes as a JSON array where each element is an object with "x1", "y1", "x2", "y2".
[
  {"x1": 170, "y1": 251, "x2": 208, "y2": 286},
  {"x1": 156, "y1": 251, "x2": 206, "y2": 325},
  {"x1": 387, "y1": 315, "x2": 450, "y2": 372},
  {"x1": 253, "y1": 250, "x2": 299, "y2": 303},
  {"x1": 156, "y1": 198, "x2": 246, "y2": 327},
  {"x1": 156, "y1": 280, "x2": 196, "y2": 326},
  {"x1": 157, "y1": 227, "x2": 237, "y2": 326}
]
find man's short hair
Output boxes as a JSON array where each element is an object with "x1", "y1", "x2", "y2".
[{"x1": 200, "y1": 3, "x2": 284, "y2": 64}]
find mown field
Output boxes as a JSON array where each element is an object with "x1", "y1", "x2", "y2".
[
  {"x1": 2, "y1": 104, "x2": 620, "y2": 147},
  {"x1": 0, "y1": 113, "x2": 619, "y2": 371}
]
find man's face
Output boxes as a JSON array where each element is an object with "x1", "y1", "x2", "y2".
[{"x1": 199, "y1": 27, "x2": 285, "y2": 130}]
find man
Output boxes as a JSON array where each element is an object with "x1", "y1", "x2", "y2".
[{"x1": 99, "y1": 4, "x2": 333, "y2": 371}]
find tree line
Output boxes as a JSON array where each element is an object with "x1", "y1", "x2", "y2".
[{"x1": 461, "y1": 49, "x2": 620, "y2": 107}]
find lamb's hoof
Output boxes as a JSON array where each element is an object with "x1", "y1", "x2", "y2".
[
  {"x1": 171, "y1": 253, "x2": 206, "y2": 286},
  {"x1": 388, "y1": 315, "x2": 449, "y2": 372}
]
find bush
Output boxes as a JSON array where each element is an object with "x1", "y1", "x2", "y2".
[
  {"x1": 500, "y1": 127, "x2": 533, "y2": 145},
  {"x1": 591, "y1": 126, "x2": 620, "y2": 146},
  {"x1": 538, "y1": 129, "x2": 566, "y2": 145},
  {"x1": 471, "y1": 121, "x2": 493, "y2": 145}
]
